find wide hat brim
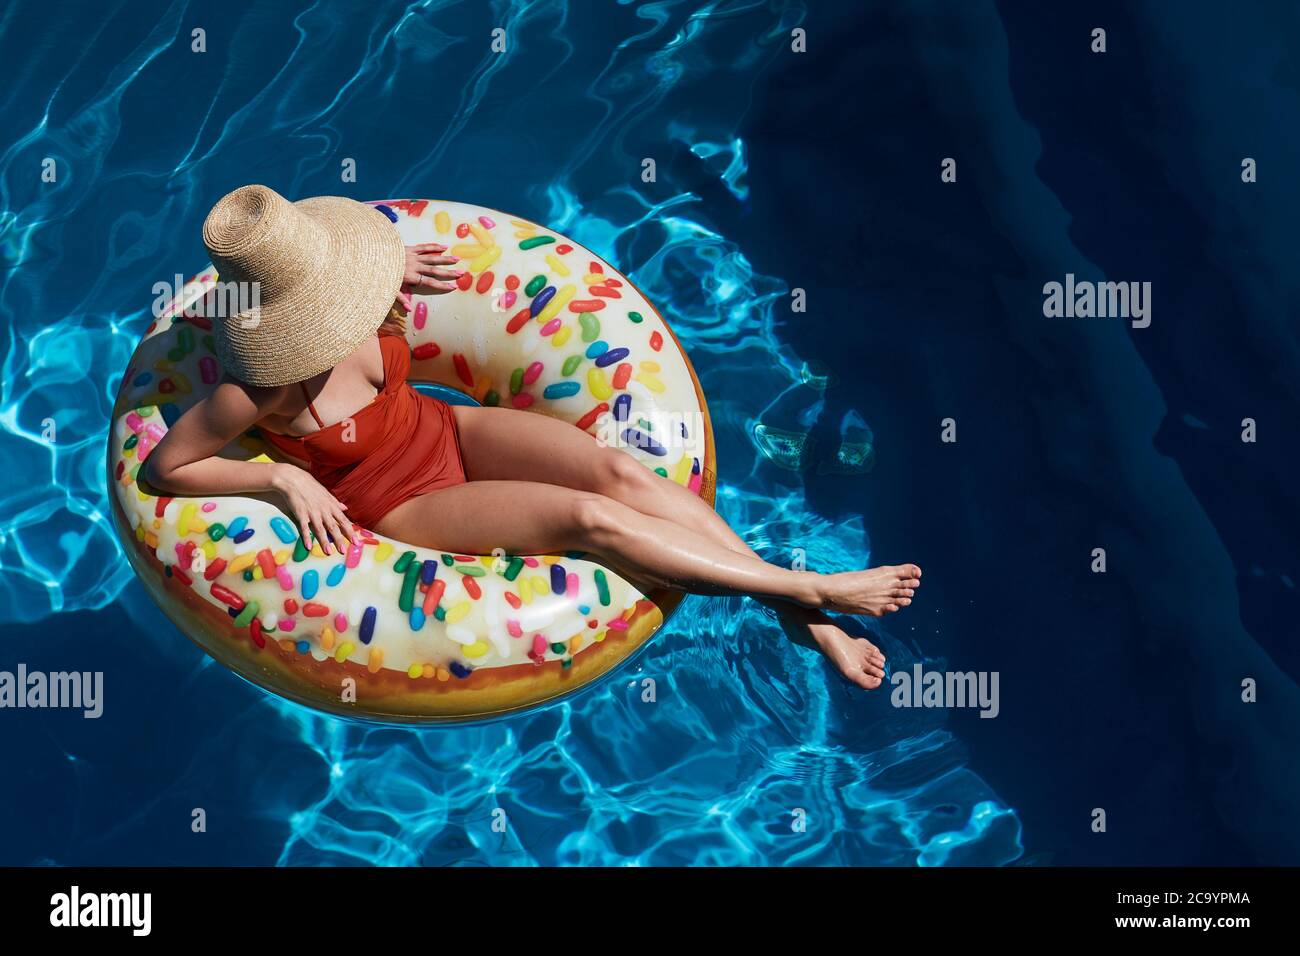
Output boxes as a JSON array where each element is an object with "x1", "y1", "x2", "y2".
[{"x1": 206, "y1": 193, "x2": 405, "y2": 388}]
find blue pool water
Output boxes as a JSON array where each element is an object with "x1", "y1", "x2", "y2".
[{"x1": 1, "y1": 0, "x2": 1297, "y2": 866}]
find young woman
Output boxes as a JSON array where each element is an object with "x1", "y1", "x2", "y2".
[{"x1": 147, "y1": 186, "x2": 919, "y2": 691}]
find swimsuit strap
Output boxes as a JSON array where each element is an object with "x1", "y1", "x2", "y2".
[{"x1": 298, "y1": 381, "x2": 326, "y2": 429}]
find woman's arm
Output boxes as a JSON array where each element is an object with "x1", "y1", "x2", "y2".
[
  {"x1": 146, "y1": 379, "x2": 279, "y2": 497},
  {"x1": 145, "y1": 379, "x2": 353, "y2": 553}
]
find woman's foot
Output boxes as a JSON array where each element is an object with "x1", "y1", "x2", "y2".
[
  {"x1": 771, "y1": 604, "x2": 889, "y2": 689},
  {"x1": 817, "y1": 564, "x2": 921, "y2": 616}
]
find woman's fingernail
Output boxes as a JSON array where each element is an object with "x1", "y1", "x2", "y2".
[{"x1": 449, "y1": 255, "x2": 459, "y2": 262}]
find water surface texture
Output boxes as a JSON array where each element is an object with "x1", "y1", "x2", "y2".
[{"x1": 1, "y1": 0, "x2": 1296, "y2": 865}]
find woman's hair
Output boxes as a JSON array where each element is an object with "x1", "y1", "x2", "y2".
[{"x1": 378, "y1": 303, "x2": 407, "y2": 337}]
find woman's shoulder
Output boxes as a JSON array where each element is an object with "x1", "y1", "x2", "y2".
[
  {"x1": 375, "y1": 330, "x2": 410, "y2": 386},
  {"x1": 214, "y1": 375, "x2": 293, "y2": 413},
  {"x1": 377, "y1": 329, "x2": 411, "y2": 359},
  {"x1": 207, "y1": 378, "x2": 299, "y2": 437}
]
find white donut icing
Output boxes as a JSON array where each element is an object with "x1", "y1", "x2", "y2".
[{"x1": 109, "y1": 199, "x2": 710, "y2": 698}]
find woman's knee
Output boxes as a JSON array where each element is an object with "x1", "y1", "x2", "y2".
[
  {"x1": 568, "y1": 493, "x2": 626, "y2": 543},
  {"x1": 593, "y1": 451, "x2": 658, "y2": 498}
]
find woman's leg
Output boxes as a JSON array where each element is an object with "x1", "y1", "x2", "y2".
[
  {"x1": 375, "y1": 479, "x2": 911, "y2": 616},
  {"x1": 451, "y1": 407, "x2": 921, "y2": 688},
  {"x1": 453, "y1": 407, "x2": 759, "y2": 553},
  {"x1": 453, "y1": 406, "x2": 918, "y2": 594}
]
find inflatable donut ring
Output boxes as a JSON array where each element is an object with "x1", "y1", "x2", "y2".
[{"x1": 107, "y1": 198, "x2": 716, "y2": 723}]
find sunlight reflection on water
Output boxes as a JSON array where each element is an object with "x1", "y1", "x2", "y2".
[{"x1": 0, "y1": 0, "x2": 1021, "y2": 865}]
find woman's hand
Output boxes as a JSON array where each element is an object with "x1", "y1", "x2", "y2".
[
  {"x1": 270, "y1": 463, "x2": 353, "y2": 556},
  {"x1": 396, "y1": 243, "x2": 462, "y2": 310}
]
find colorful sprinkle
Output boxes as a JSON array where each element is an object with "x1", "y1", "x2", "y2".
[
  {"x1": 622, "y1": 428, "x2": 667, "y2": 456},
  {"x1": 587, "y1": 368, "x2": 613, "y2": 400},
  {"x1": 399, "y1": 562, "x2": 420, "y2": 612},
  {"x1": 543, "y1": 381, "x2": 581, "y2": 399},
  {"x1": 595, "y1": 347, "x2": 629, "y2": 368},
  {"x1": 422, "y1": 577, "x2": 447, "y2": 614},
  {"x1": 453, "y1": 353, "x2": 473, "y2": 387},
  {"x1": 530, "y1": 285, "x2": 556, "y2": 317},
  {"x1": 575, "y1": 403, "x2": 609, "y2": 431},
  {"x1": 210, "y1": 583, "x2": 244, "y2": 610},
  {"x1": 233, "y1": 601, "x2": 260, "y2": 628},
  {"x1": 506, "y1": 309, "x2": 532, "y2": 334},
  {"x1": 359, "y1": 607, "x2": 377, "y2": 644}
]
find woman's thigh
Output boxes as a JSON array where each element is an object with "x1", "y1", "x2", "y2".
[
  {"x1": 373, "y1": 479, "x2": 597, "y2": 554},
  {"x1": 452, "y1": 405, "x2": 637, "y2": 492}
]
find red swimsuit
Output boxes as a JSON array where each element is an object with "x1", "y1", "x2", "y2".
[{"x1": 260, "y1": 333, "x2": 467, "y2": 529}]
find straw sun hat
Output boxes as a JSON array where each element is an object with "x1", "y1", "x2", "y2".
[{"x1": 201, "y1": 184, "x2": 406, "y2": 388}]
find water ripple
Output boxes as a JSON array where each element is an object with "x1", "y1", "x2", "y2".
[{"x1": 0, "y1": 0, "x2": 1020, "y2": 865}]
